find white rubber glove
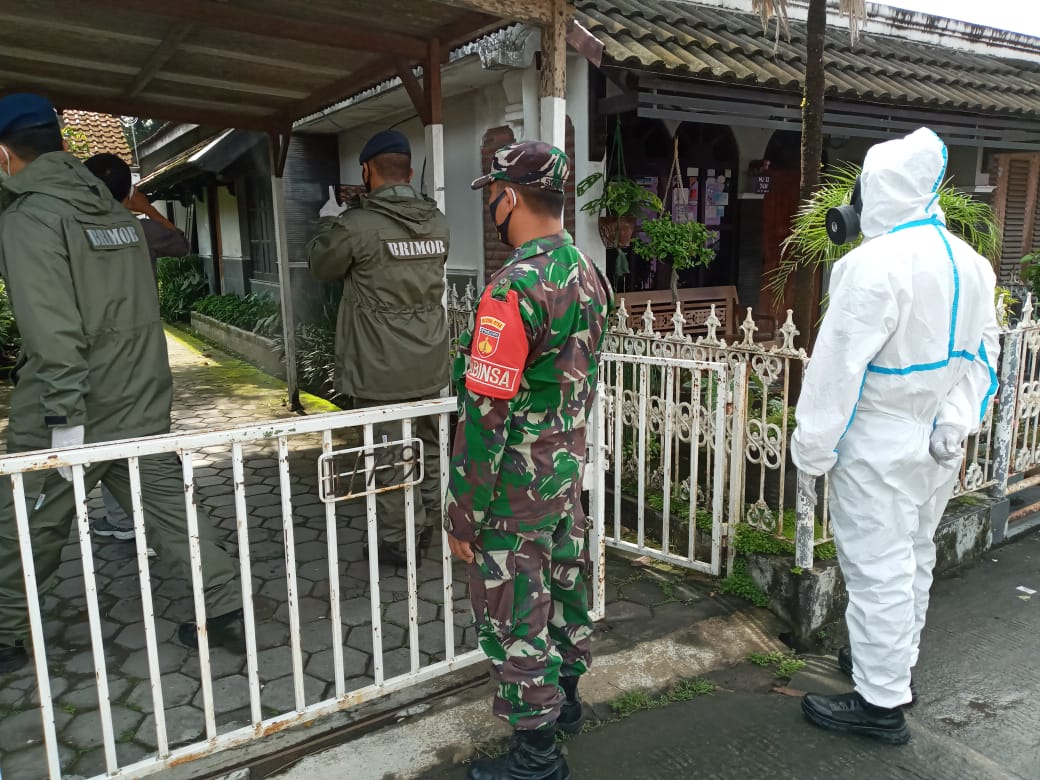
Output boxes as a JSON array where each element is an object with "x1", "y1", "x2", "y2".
[
  {"x1": 51, "y1": 425, "x2": 85, "y2": 482},
  {"x1": 318, "y1": 185, "x2": 348, "y2": 218},
  {"x1": 797, "y1": 471, "x2": 818, "y2": 511},
  {"x1": 929, "y1": 424, "x2": 965, "y2": 467}
]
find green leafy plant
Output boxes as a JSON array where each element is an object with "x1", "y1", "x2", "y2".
[
  {"x1": 747, "y1": 650, "x2": 806, "y2": 680},
  {"x1": 193, "y1": 293, "x2": 281, "y2": 337},
  {"x1": 156, "y1": 255, "x2": 209, "y2": 323},
  {"x1": 768, "y1": 163, "x2": 1002, "y2": 302},
  {"x1": 719, "y1": 559, "x2": 769, "y2": 607},
  {"x1": 0, "y1": 279, "x2": 20, "y2": 363},
  {"x1": 577, "y1": 173, "x2": 663, "y2": 217},
  {"x1": 1019, "y1": 251, "x2": 1040, "y2": 303},
  {"x1": 632, "y1": 216, "x2": 716, "y2": 301}
]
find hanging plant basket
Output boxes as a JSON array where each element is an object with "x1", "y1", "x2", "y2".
[{"x1": 598, "y1": 215, "x2": 637, "y2": 249}]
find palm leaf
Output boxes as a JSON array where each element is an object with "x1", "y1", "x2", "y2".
[{"x1": 767, "y1": 164, "x2": 1002, "y2": 304}]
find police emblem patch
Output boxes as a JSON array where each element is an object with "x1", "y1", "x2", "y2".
[{"x1": 476, "y1": 315, "x2": 505, "y2": 358}]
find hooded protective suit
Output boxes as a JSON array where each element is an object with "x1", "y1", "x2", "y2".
[{"x1": 791, "y1": 128, "x2": 1000, "y2": 709}]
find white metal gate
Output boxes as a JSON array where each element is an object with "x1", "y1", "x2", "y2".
[{"x1": 590, "y1": 353, "x2": 745, "y2": 577}]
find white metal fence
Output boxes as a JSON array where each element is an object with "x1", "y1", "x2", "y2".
[
  {"x1": 597, "y1": 353, "x2": 742, "y2": 575},
  {"x1": 3, "y1": 402, "x2": 493, "y2": 780}
]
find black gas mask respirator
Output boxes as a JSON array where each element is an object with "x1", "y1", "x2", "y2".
[{"x1": 826, "y1": 178, "x2": 863, "y2": 245}]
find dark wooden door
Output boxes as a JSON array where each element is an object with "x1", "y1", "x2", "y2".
[{"x1": 760, "y1": 169, "x2": 801, "y2": 323}]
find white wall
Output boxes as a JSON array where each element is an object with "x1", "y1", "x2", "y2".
[
  {"x1": 196, "y1": 194, "x2": 212, "y2": 258},
  {"x1": 218, "y1": 187, "x2": 243, "y2": 261}
]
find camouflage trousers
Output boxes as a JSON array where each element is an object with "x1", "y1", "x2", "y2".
[{"x1": 468, "y1": 512, "x2": 593, "y2": 731}]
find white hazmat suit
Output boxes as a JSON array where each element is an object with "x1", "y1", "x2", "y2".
[{"x1": 791, "y1": 128, "x2": 1000, "y2": 709}]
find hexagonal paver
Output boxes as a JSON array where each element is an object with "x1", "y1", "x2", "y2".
[
  {"x1": 125, "y1": 671, "x2": 198, "y2": 711},
  {"x1": 0, "y1": 707, "x2": 73, "y2": 749},
  {"x1": 122, "y1": 643, "x2": 188, "y2": 678},
  {"x1": 190, "y1": 674, "x2": 253, "y2": 715},
  {"x1": 382, "y1": 598, "x2": 438, "y2": 629},
  {"x1": 304, "y1": 646, "x2": 368, "y2": 681},
  {"x1": 260, "y1": 673, "x2": 326, "y2": 714},
  {"x1": 0, "y1": 741, "x2": 76, "y2": 779},
  {"x1": 135, "y1": 704, "x2": 206, "y2": 751},
  {"x1": 256, "y1": 646, "x2": 295, "y2": 682},
  {"x1": 63, "y1": 704, "x2": 144, "y2": 750}
]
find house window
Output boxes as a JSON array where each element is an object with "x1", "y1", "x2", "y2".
[{"x1": 245, "y1": 176, "x2": 277, "y2": 282}]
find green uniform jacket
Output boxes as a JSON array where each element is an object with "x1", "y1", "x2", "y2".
[
  {"x1": 445, "y1": 232, "x2": 614, "y2": 542},
  {"x1": 307, "y1": 184, "x2": 450, "y2": 401},
  {"x1": 0, "y1": 152, "x2": 173, "y2": 450}
]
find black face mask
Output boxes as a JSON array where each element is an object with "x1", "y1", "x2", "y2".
[
  {"x1": 826, "y1": 177, "x2": 864, "y2": 245},
  {"x1": 489, "y1": 189, "x2": 515, "y2": 246}
]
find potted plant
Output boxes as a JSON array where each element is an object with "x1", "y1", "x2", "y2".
[
  {"x1": 577, "y1": 173, "x2": 663, "y2": 249},
  {"x1": 631, "y1": 215, "x2": 716, "y2": 302}
]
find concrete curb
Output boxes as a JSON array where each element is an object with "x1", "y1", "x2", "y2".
[{"x1": 271, "y1": 610, "x2": 787, "y2": 780}]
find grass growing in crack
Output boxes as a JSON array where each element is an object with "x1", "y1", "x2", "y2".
[
  {"x1": 63, "y1": 703, "x2": 77, "y2": 715},
  {"x1": 608, "y1": 678, "x2": 716, "y2": 719},
  {"x1": 718, "y1": 559, "x2": 769, "y2": 608},
  {"x1": 117, "y1": 728, "x2": 136, "y2": 744},
  {"x1": 748, "y1": 651, "x2": 806, "y2": 681}
]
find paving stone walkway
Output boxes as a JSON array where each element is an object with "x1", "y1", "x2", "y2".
[{"x1": 0, "y1": 328, "x2": 475, "y2": 780}]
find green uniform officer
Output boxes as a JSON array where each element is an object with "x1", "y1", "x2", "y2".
[
  {"x1": 308, "y1": 130, "x2": 449, "y2": 568},
  {"x1": 0, "y1": 94, "x2": 244, "y2": 675},
  {"x1": 445, "y1": 141, "x2": 613, "y2": 780}
]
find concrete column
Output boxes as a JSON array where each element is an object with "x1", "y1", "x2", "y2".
[{"x1": 270, "y1": 169, "x2": 301, "y2": 411}]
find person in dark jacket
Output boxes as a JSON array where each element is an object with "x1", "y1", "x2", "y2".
[
  {"x1": 0, "y1": 94, "x2": 244, "y2": 674},
  {"x1": 308, "y1": 130, "x2": 450, "y2": 568}
]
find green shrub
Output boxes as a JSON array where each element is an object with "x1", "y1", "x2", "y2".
[
  {"x1": 194, "y1": 293, "x2": 281, "y2": 337},
  {"x1": 0, "y1": 280, "x2": 20, "y2": 361},
  {"x1": 719, "y1": 559, "x2": 769, "y2": 607},
  {"x1": 156, "y1": 255, "x2": 209, "y2": 322}
]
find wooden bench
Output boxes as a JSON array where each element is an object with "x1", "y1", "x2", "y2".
[{"x1": 616, "y1": 285, "x2": 776, "y2": 343}]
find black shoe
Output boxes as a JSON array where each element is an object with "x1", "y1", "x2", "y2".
[
  {"x1": 837, "y1": 646, "x2": 918, "y2": 706},
  {"x1": 802, "y1": 691, "x2": 910, "y2": 745},
  {"x1": 0, "y1": 641, "x2": 28, "y2": 673},
  {"x1": 178, "y1": 609, "x2": 247, "y2": 654},
  {"x1": 468, "y1": 729, "x2": 570, "y2": 780},
  {"x1": 556, "y1": 676, "x2": 585, "y2": 735},
  {"x1": 364, "y1": 540, "x2": 423, "y2": 570}
]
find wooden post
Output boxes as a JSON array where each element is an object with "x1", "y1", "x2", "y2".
[
  {"x1": 539, "y1": 0, "x2": 568, "y2": 147},
  {"x1": 424, "y1": 39, "x2": 446, "y2": 214},
  {"x1": 269, "y1": 133, "x2": 302, "y2": 412}
]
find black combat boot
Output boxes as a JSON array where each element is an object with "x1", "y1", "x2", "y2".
[
  {"x1": 467, "y1": 728, "x2": 570, "y2": 780},
  {"x1": 0, "y1": 640, "x2": 28, "y2": 673},
  {"x1": 363, "y1": 539, "x2": 423, "y2": 570},
  {"x1": 802, "y1": 691, "x2": 910, "y2": 745},
  {"x1": 556, "y1": 676, "x2": 585, "y2": 735},
  {"x1": 837, "y1": 646, "x2": 918, "y2": 706},
  {"x1": 178, "y1": 608, "x2": 247, "y2": 654}
]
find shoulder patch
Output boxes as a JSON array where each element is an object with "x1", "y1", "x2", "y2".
[
  {"x1": 466, "y1": 287, "x2": 528, "y2": 400},
  {"x1": 84, "y1": 224, "x2": 141, "y2": 251}
]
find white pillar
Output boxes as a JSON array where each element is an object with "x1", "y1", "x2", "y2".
[
  {"x1": 270, "y1": 169, "x2": 300, "y2": 410},
  {"x1": 540, "y1": 96, "x2": 566, "y2": 149},
  {"x1": 425, "y1": 122, "x2": 446, "y2": 213}
]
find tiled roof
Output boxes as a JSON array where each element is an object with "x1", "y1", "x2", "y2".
[
  {"x1": 577, "y1": 0, "x2": 1040, "y2": 118},
  {"x1": 61, "y1": 111, "x2": 133, "y2": 164}
]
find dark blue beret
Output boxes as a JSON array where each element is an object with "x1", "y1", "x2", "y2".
[
  {"x1": 0, "y1": 94, "x2": 58, "y2": 137},
  {"x1": 359, "y1": 130, "x2": 411, "y2": 164}
]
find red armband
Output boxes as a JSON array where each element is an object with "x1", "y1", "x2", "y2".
[{"x1": 466, "y1": 288, "x2": 528, "y2": 399}]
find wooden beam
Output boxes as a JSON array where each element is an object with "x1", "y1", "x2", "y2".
[
  {"x1": 127, "y1": 20, "x2": 194, "y2": 98},
  {"x1": 87, "y1": 0, "x2": 429, "y2": 59},
  {"x1": 396, "y1": 63, "x2": 431, "y2": 126},
  {"x1": 285, "y1": 57, "x2": 401, "y2": 124},
  {"x1": 424, "y1": 39, "x2": 443, "y2": 126},
  {"x1": 426, "y1": 0, "x2": 553, "y2": 25},
  {"x1": 539, "y1": 0, "x2": 569, "y2": 100}
]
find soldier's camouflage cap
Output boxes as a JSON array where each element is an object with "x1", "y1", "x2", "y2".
[{"x1": 471, "y1": 140, "x2": 569, "y2": 192}]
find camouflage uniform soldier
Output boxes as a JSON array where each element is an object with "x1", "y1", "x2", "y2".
[{"x1": 446, "y1": 141, "x2": 613, "y2": 780}]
